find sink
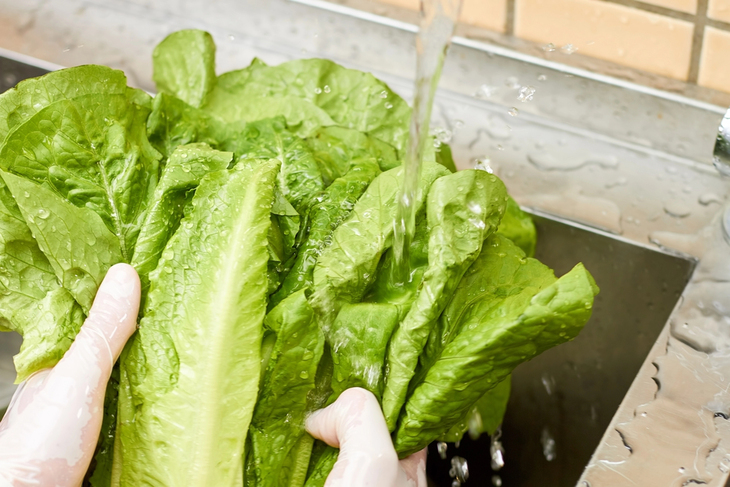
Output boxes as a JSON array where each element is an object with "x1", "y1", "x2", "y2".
[{"x1": 2, "y1": 0, "x2": 730, "y2": 484}]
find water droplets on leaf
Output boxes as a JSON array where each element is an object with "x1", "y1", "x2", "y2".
[
  {"x1": 380, "y1": 90, "x2": 388, "y2": 99},
  {"x1": 36, "y1": 208, "x2": 50, "y2": 220},
  {"x1": 384, "y1": 102, "x2": 393, "y2": 109},
  {"x1": 314, "y1": 87, "x2": 323, "y2": 94}
]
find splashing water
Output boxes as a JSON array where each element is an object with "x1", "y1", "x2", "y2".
[{"x1": 392, "y1": 0, "x2": 464, "y2": 283}]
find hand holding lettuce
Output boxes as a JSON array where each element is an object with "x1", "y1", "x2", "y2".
[{"x1": 0, "y1": 29, "x2": 598, "y2": 486}]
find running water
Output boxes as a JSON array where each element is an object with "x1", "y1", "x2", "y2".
[{"x1": 392, "y1": 0, "x2": 463, "y2": 283}]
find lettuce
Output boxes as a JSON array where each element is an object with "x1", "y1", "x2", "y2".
[{"x1": 0, "y1": 29, "x2": 598, "y2": 487}]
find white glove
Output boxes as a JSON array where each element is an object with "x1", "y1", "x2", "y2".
[
  {"x1": 306, "y1": 388, "x2": 428, "y2": 487},
  {"x1": 0, "y1": 264, "x2": 140, "y2": 487}
]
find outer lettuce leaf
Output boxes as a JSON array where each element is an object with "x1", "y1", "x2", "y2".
[
  {"x1": 382, "y1": 169, "x2": 507, "y2": 430},
  {"x1": 271, "y1": 158, "x2": 380, "y2": 308},
  {"x1": 310, "y1": 162, "x2": 449, "y2": 327},
  {"x1": 115, "y1": 160, "x2": 279, "y2": 486},
  {"x1": 497, "y1": 196, "x2": 537, "y2": 257},
  {"x1": 1, "y1": 172, "x2": 124, "y2": 313},
  {"x1": 246, "y1": 291, "x2": 325, "y2": 487},
  {"x1": 393, "y1": 235, "x2": 598, "y2": 456},
  {"x1": 152, "y1": 30, "x2": 217, "y2": 108},
  {"x1": 203, "y1": 59, "x2": 411, "y2": 154},
  {"x1": 131, "y1": 143, "x2": 232, "y2": 292},
  {"x1": 0, "y1": 65, "x2": 128, "y2": 142},
  {"x1": 0, "y1": 92, "x2": 161, "y2": 262}
]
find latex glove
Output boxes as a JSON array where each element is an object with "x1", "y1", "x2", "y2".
[
  {"x1": 306, "y1": 388, "x2": 428, "y2": 487},
  {"x1": 0, "y1": 264, "x2": 140, "y2": 487}
]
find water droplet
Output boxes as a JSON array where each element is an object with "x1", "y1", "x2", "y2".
[
  {"x1": 384, "y1": 102, "x2": 393, "y2": 109},
  {"x1": 699, "y1": 193, "x2": 722, "y2": 205},
  {"x1": 474, "y1": 157, "x2": 494, "y2": 173},
  {"x1": 37, "y1": 208, "x2": 49, "y2": 219},
  {"x1": 543, "y1": 42, "x2": 556, "y2": 52},
  {"x1": 162, "y1": 249, "x2": 175, "y2": 260},
  {"x1": 314, "y1": 87, "x2": 323, "y2": 94},
  {"x1": 518, "y1": 86, "x2": 536, "y2": 102},
  {"x1": 228, "y1": 34, "x2": 235, "y2": 40},
  {"x1": 492, "y1": 475, "x2": 503, "y2": 487},
  {"x1": 490, "y1": 428, "x2": 505, "y2": 470},
  {"x1": 299, "y1": 371, "x2": 309, "y2": 379},
  {"x1": 322, "y1": 85, "x2": 331, "y2": 94},
  {"x1": 537, "y1": 74, "x2": 547, "y2": 81},
  {"x1": 561, "y1": 43, "x2": 578, "y2": 54},
  {"x1": 437, "y1": 441, "x2": 448, "y2": 459},
  {"x1": 450, "y1": 456, "x2": 469, "y2": 482},
  {"x1": 541, "y1": 427, "x2": 556, "y2": 461},
  {"x1": 663, "y1": 201, "x2": 691, "y2": 218},
  {"x1": 508, "y1": 107, "x2": 519, "y2": 117},
  {"x1": 380, "y1": 90, "x2": 388, "y2": 99}
]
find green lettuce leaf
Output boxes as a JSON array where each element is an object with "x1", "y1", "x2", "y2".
[
  {"x1": 233, "y1": 118, "x2": 324, "y2": 215},
  {"x1": 310, "y1": 161, "x2": 449, "y2": 328},
  {"x1": 246, "y1": 290, "x2": 325, "y2": 487},
  {"x1": 0, "y1": 65, "x2": 128, "y2": 142},
  {"x1": 271, "y1": 157, "x2": 380, "y2": 308},
  {"x1": 497, "y1": 196, "x2": 537, "y2": 257},
  {"x1": 0, "y1": 92, "x2": 161, "y2": 262},
  {"x1": 131, "y1": 142, "x2": 232, "y2": 292},
  {"x1": 115, "y1": 160, "x2": 279, "y2": 486},
  {"x1": 1, "y1": 172, "x2": 124, "y2": 313},
  {"x1": 393, "y1": 234, "x2": 598, "y2": 456},
  {"x1": 203, "y1": 59, "x2": 411, "y2": 153},
  {"x1": 305, "y1": 126, "x2": 397, "y2": 184},
  {"x1": 382, "y1": 169, "x2": 507, "y2": 430},
  {"x1": 439, "y1": 376, "x2": 511, "y2": 442},
  {"x1": 152, "y1": 30, "x2": 217, "y2": 108}
]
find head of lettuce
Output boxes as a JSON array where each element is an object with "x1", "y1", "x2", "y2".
[{"x1": 0, "y1": 29, "x2": 598, "y2": 487}]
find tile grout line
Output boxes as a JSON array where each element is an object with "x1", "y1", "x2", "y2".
[
  {"x1": 506, "y1": 0, "x2": 516, "y2": 36},
  {"x1": 601, "y1": 0, "x2": 697, "y2": 22},
  {"x1": 688, "y1": 0, "x2": 709, "y2": 83}
]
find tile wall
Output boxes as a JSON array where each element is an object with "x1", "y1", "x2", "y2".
[{"x1": 339, "y1": 0, "x2": 730, "y2": 95}]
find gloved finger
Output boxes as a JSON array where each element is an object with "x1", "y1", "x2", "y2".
[
  {"x1": 0, "y1": 264, "x2": 140, "y2": 486},
  {"x1": 306, "y1": 388, "x2": 400, "y2": 487},
  {"x1": 396, "y1": 448, "x2": 428, "y2": 487},
  {"x1": 54, "y1": 263, "x2": 140, "y2": 381}
]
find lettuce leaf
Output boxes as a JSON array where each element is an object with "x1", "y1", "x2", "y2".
[
  {"x1": 382, "y1": 169, "x2": 507, "y2": 430},
  {"x1": 152, "y1": 29, "x2": 217, "y2": 108},
  {"x1": 115, "y1": 160, "x2": 279, "y2": 486},
  {"x1": 394, "y1": 235, "x2": 599, "y2": 456}
]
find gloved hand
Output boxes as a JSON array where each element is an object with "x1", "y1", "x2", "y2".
[
  {"x1": 306, "y1": 388, "x2": 428, "y2": 487},
  {"x1": 0, "y1": 264, "x2": 140, "y2": 487}
]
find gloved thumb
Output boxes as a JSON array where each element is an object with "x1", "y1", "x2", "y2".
[
  {"x1": 305, "y1": 387, "x2": 426, "y2": 487},
  {"x1": 0, "y1": 263, "x2": 140, "y2": 486}
]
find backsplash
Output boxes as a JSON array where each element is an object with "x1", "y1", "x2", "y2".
[{"x1": 330, "y1": 0, "x2": 730, "y2": 98}]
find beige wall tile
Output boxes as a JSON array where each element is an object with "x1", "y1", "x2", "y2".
[
  {"x1": 459, "y1": 0, "x2": 506, "y2": 33},
  {"x1": 376, "y1": 0, "x2": 506, "y2": 32},
  {"x1": 515, "y1": 0, "x2": 694, "y2": 80},
  {"x1": 708, "y1": 0, "x2": 730, "y2": 23},
  {"x1": 698, "y1": 27, "x2": 730, "y2": 93},
  {"x1": 640, "y1": 0, "x2": 696, "y2": 14}
]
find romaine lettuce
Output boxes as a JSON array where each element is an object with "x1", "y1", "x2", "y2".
[{"x1": 0, "y1": 29, "x2": 597, "y2": 487}]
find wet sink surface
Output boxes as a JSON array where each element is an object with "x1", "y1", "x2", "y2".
[{"x1": 427, "y1": 213, "x2": 695, "y2": 486}]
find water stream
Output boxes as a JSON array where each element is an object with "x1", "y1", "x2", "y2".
[{"x1": 392, "y1": 0, "x2": 463, "y2": 283}]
